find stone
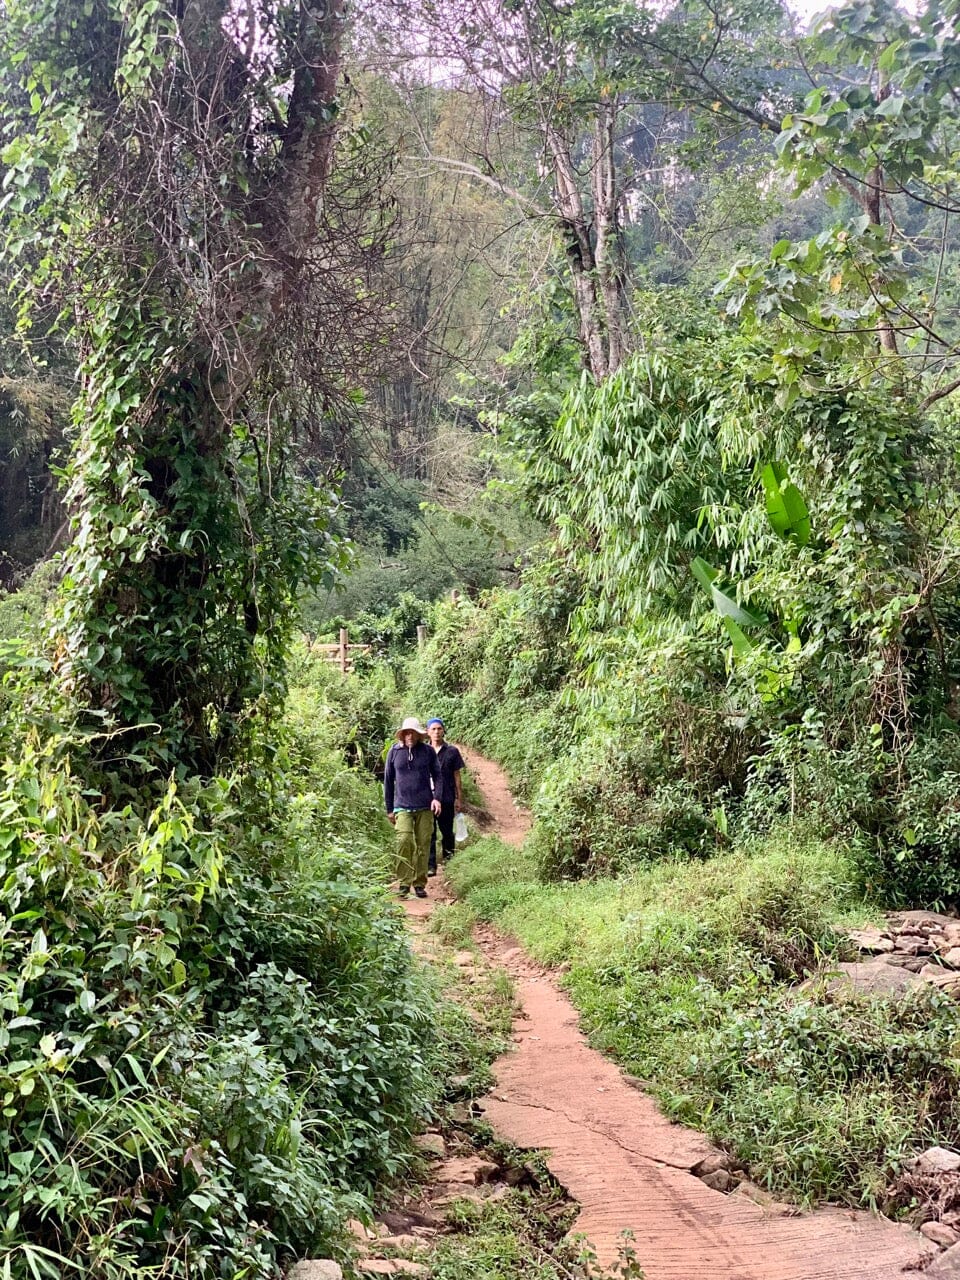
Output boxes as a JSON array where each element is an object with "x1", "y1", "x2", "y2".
[
  {"x1": 941, "y1": 948, "x2": 960, "y2": 969},
  {"x1": 436, "y1": 1156, "x2": 499, "y2": 1185},
  {"x1": 894, "y1": 933, "x2": 935, "y2": 955},
  {"x1": 379, "y1": 1209, "x2": 443, "y2": 1234},
  {"x1": 826, "y1": 958, "x2": 921, "y2": 996},
  {"x1": 925, "y1": 1241, "x2": 960, "y2": 1277},
  {"x1": 922, "y1": 1222, "x2": 960, "y2": 1248},
  {"x1": 700, "y1": 1169, "x2": 735, "y2": 1193},
  {"x1": 373, "y1": 1235, "x2": 424, "y2": 1252},
  {"x1": 731, "y1": 1180, "x2": 776, "y2": 1208},
  {"x1": 482, "y1": 1183, "x2": 512, "y2": 1202},
  {"x1": 347, "y1": 1219, "x2": 377, "y2": 1242},
  {"x1": 919, "y1": 965, "x2": 960, "y2": 995},
  {"x1": 846, "y1": 927, "x2": 894, "y2": 953},
  {"x1": 287, "y1": 1265, "x2": 343, "y2": 1280},
  {"x1": 453, "y1": 951, "x2": 475, "y2": 967},
  {"x1": 693, "y1": 1152, "x2": 737, "y2": 1177},
  {"x1": 910, "y1": 1146, "x2": 960, "y2": 1175},
  {"x1": 622, "y1": 1073, "x2": 653, "y2": 1091},
  {"x1": 413, "y1": 1132, "x2": 446, "y2": 1157},
  {"x1": 433, "y1": 1189, "x2": 486, "y2": 1208},
  {"x1": 890, "y1": 910, "x2": 959, "y2": 931}
]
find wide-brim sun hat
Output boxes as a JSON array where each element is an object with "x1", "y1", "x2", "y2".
[{"x1": 396, "y1": 716, "x2": 427, "y2": 739}]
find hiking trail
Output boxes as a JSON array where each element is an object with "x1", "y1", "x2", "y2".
[{"x1": 406, "y1": 747, "x2": 939, "y2": 1280}]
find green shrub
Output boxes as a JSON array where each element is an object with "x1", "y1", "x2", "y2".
[
  {"x1": 287, "y1": 640, "x2": 396, "y2": 777},
  {"x1": 697, "y1": 987, "x2": 960, "y2": 1204},
  {"x1": 407, "y1": 593, "x2": 575, "y2": 803},
  {"x1": 530, "y1": 739, "x2": 718, "y2": 880}
]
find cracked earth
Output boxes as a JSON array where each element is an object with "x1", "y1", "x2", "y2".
[{"x1": 404, "y1": 747, "x2": 938, "y2": 1280}]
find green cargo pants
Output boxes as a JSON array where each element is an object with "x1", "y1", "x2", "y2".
[{"x1": 395, "y1": 808, "x2": 433, "y2": 889}]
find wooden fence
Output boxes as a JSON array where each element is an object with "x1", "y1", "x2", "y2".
[
  {"x1": 312, "y1": 628, "x2": 371, "y2": 674},
  {"x1": 313, "y1": 605, "x2": 450, "y2": 674}
]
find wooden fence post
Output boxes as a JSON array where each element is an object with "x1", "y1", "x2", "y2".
[{"x1": 339, "y1": 627, "x2": 349, "y2": 674}]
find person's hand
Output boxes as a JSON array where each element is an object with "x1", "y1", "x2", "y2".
[
  {"x1": 387, "y1": 812, "x2": 396, "y2": 825},
  {"x1": 455, "y1": 802, "x2": 462, "y2": 813},
  {"x1": 431, "y1": 799, "x2": 441, "y2": 816}
]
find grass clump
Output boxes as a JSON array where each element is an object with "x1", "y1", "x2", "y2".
[
  {"x1": 429, "y1": 901, "x2": 478, "y2": 948},
  {"x1": 426, "y1": 1193, "x2": 588, "y2": 1280}
]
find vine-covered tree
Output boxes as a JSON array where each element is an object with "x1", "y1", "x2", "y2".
[{"x1": 1, "y1": 0, "x2": 394, "y2": 776}]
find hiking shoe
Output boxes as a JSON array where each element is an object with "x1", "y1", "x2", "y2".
[
  {"x1": 414, "y1": 886, "x2": 428, "y2": 899},
  {"x1": 427, "y1": 867, "x2": 437, "y2": 877},
  {"x1": 397, "y1": 886, "x2": 410, "y2": 898}
]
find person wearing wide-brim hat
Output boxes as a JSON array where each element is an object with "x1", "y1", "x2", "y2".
[{"x1": 384, "y1": 717, "x2": 441, "y2": 898}]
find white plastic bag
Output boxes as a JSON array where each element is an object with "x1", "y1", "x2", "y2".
[{"x1": 454, "y1": 811, "x2": 468, "y2": 845}]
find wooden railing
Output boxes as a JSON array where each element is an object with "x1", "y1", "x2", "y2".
[{"x1": 312, "y1": 627, "x2": 371, "y2": 674}]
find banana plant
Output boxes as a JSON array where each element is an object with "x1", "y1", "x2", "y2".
[{"x1": 691, "y1": 462, "x2": 810, "y2": 663}]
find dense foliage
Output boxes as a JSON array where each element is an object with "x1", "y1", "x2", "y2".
[
  {"x1": 7, "y1": 0, "x2": 960, "y2": 1260},
  {"x1": 0, "y1": 629, "x2": 438, "y2": 1279},
  {"x1": 404, "y1": 0, "x2": 960, "y2": 906}
]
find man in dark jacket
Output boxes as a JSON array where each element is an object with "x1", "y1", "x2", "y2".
[
  {"x1": 426, "y1": 717, "x2": 465, "y2": 877},
  {"x1": 383, "y1": 717, "x2": 441, "y2": 898}
]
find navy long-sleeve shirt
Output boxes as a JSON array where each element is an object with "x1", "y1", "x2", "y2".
[
  {"x1": 384, "y1": 740, "x2": 439, "y2": 812},
  {"x1": 433, "y1": 743, "x2": 465, "y2": 806}
]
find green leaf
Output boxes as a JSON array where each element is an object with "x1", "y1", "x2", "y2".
[
  {"x1": 690, "y1": 558, "x2": 764, "y2": 627},
  {"x1": 722, "y1": 615, "x2": 755, "y2": 657},
  {"x1": 690, "y1": 556, "x2": 719, "y2": 593},
  {"x1": 875, "y1": 95, "x2": 905, "y2": 119},
  {"x1": 761, "y1": 464, "x2": 811, "y2": 547}
]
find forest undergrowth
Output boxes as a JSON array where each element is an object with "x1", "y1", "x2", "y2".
[{"x1": 0, "y1": 623, "x2": 452, "y2": 1280}]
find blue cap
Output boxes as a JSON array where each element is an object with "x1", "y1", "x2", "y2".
[{"x1": 426, "y1": 717, "x2": 444, "y2": 728}]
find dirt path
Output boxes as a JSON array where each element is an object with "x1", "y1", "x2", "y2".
[
  {"x1": 427, "y1": 748, "x2": 935, "y2": 1279},
  {"x1": 464, "y1": 749, "x2": 531, "y2": 848}
]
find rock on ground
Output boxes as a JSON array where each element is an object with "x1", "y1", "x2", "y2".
[{"x1": 286, "y1": 1264, "x2": 342, "y2": 1280}]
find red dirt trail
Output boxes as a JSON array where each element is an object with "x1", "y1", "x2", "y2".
[{"x1": 406, "y1": 748, "x2": 934, "y2": 1279}]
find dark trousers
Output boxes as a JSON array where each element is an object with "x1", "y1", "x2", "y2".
[{"x1": 428, "y1": 802, "x2": 456, "y2": 872}]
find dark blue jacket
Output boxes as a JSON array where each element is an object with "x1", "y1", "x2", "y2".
[{"x1": 384, "y1": 741, "x2": 439, "y2": 813}]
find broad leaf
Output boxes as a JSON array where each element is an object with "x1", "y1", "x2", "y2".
[{"x1": 761, "y1": 464, "x2": 811, "y2": 546}]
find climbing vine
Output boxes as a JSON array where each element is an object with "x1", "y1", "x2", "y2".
[{"x1": 0, "y1": 0, "x2": 390, "y2": 777}]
